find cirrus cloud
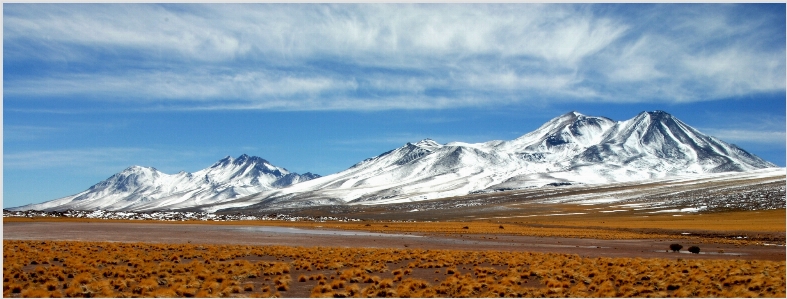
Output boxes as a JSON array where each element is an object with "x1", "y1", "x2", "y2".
[{"x1": 3, "y1": 3, "x2": 784, "y2": 112}]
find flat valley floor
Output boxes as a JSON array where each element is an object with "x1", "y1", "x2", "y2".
[{"x1": 3, "y1": 220, "x2": 784, "y2": 261}]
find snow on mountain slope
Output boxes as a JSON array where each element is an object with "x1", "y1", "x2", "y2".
[
  {"x1": 208, "y1": 111, "x2": 778, "y2": 212},
  {"x1": 9, "y1": 154, "x2": 320, "y2": 212},
  {"x1": 12, "y1": 110, "x2": 779, "y2": 213},
  {"x1": 499, "y1": 111, "x2": 616, "y2": 155},
  {"x1": 578, "y1": 111, "x2": 773, "y2": 173}
]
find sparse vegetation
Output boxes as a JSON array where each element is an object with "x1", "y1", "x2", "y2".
[
  {"x1": 6, "y1": 203, "x2": 785, "y2": 246},
  {"x1": 3, "y1": 240, "x2": 785, "y2": 297},
  {"x1": 4, "y1": 181, "x2": 785, "y2": 298}
]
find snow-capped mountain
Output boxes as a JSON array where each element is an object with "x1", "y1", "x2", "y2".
[
  {"x1": 11, "y1": 111, "x2": 779, "y2": 213},
  {"x1": 576, "y1": 111, "x2": 769, "y2": 173},
  {"x1": 10, "y1": 154, "x2": 320, "y2": 212},
  {"x1": 205, "y1": 111, "x2": 777, "y2": 212}
]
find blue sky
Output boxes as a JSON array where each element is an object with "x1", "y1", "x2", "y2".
[{"x1": 3, "y1": 3, "x2": 785, "y2": 208}]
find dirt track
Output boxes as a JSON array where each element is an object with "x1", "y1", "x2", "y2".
[{"x1": 4, "y1": 221, "x2": 784, "y2": 261}]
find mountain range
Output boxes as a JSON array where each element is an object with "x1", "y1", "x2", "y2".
[
  {"x1": 11, "y1": 154, "x2": 319, "y2": 212},
  {"x1": 11, "y1": 110, "x2": 778, "y2": 212}
]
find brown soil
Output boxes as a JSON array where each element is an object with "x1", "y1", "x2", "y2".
[{"x1": 4, "y1": 221, "x2": 784, "y2": 261}]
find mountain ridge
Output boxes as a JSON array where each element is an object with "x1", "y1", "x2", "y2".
[
  {"x1": 11, "y1": 154, "x2": 321, "y2": 212},
  {"x1": 10, "y1": 110, "x2": 779, "y2": 212},
  {"x1": 210, "y1": 110, "x2": 776, "y2": 212}
]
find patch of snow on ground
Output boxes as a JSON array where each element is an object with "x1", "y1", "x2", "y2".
[
  {"x1": 648, "y1": 206, "x2": 706, "y2": 213},
  {"x1": 575, "y1": 198, "x2": 624, "y2": 205},
  {"x1": 514, "y1": 212, "x2": 587, "y2": 218},
  {"x1": 3, "y1": 209, "x2": 363, "y2": 222},
  {"x1": 612, "y1": 203, "x2": 650, "y2": 208}
]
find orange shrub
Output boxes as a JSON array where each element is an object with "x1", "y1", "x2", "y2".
[{"x1": 4, "y1": 239, "x2": 786, "y2": 298}]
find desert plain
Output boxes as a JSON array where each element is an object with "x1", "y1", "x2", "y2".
[{"x1": 4, "y1": 174, "x2": 786, "y2": 297}]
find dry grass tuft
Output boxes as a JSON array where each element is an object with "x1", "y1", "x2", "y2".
[
  {"x1": 3, "y1": 239, "x2": 786, "y2": 298},
  {"x1": 20, "y1": 287, "x2": 52, "y2": 298}
]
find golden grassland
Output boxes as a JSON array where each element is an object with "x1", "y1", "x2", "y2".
[
  {"x1": 7, "y1": 209, "x2": 783, "y2": 244},
  {"x1": 3, "y1": 240, "x2": 785, "y2": 298},
  {"x1": 505, "y1": 206, "x2": 786, "y2": 232}
]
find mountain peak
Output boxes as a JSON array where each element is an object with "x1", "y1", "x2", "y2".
[
  {"x1": 511, "y1": 111, "x2": 615, "y2": 150},
  {"x1": 543, "y1": 111, "x2": 610, "y2": 128},
  {"x1": 414, "y1": 138, "x2": 441, "y2": 148},
  {"x1": 639, "y1": 110, "x2": 673, "y2": 120},
  {"x1": 210, "y1": 154, "x2": 271, "y2": 168},
  {"x1": 235, "y1": 154, "x2": 264, "y2": 164},
  {"x1": 123, "y1": 165, "x2": 156, "y2": 173},
  {"x1": 626, "y1": 110, "x2": 683, "y2": 132},
  {"x1": 646, "y1": 110, "x2": 670, "y2": 115},
  {"x1": 212, "y1": 156, "x2": 234, "y2": 167}
]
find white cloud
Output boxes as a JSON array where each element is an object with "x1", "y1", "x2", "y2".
[
  {"x1": 2, "y1": 147, "x2": 232, "y2": 175},
  {"x1": 3, "y1": 125, "x2": 63, "y2": 141},
  {"x1": 703, "y1": 129, "x2": 786, "y2": 145},
  {"x1": 3, "y1": 148, "x2": 153, "y2": 170},
  {"x1": 682, "y1": 49, "x2": 785, "y2": 99},
  {"x1": 3, "y1": 4, "x2": 784, "y2": 111},
  {"x1": 697, "y1": 113, "x2": 786, "y2": 146},
  {"x1": 4, "y1": 70, "x2": 359, "y2": 102},
  {"x1": 605, "y1": 35, "x2": 667, "y2": 83},
  {"x1": 4, "y1": 4, "x2": 627, "y2": 65}
]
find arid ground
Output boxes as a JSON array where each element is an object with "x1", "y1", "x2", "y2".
[
  {"x1": 2, "y1": 219, "x2": 785, "y2": 261},
  {"x1": 4, "y1": 175, "x2": 785, "y2": 297},
  {"x1": 4, "y1": 214, "x2": 786, "y2": 297}
]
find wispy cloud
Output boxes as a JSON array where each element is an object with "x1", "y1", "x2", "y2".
[
  {"x1": 4, "y1": 70, "x2": 359, "y2": 102},
  {"x1": 3, "y1": 146, "x2": 270, "y2": 174},
  {"x1": 4, "y1": 3, "x2": 784, "y2": 112},
  {"x1": 697, "y1": 112, "x2": 786, "y2": 145},
  {"x1": 702, "y1": 129, "x2": 786, "y2": 145},
  {"x1": 2, "y1": 147, "x2": 220, "y2": 174},
  {"x1": 3, "y1": 148, "x2": 154, "y2": 170},
  {"x1": 3, "y1": 125, "x2": 64, "y2": 141}
]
